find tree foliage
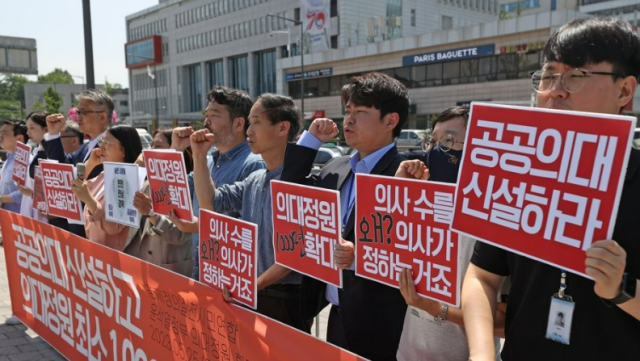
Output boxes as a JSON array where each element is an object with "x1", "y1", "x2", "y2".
[
  {"x1": 38, "y1": 68, "x2": 74, "y2": 84},
  {"x1": 44, "y1": 86, "x2": 63, "y2": 113}
]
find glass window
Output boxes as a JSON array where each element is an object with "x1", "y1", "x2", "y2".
[
  {"x1": 459, "y1": 59, "x2": 479, "y2": 84},
  {"x1": 229, "y1": 55, "x2": 249, "y2": 92},
  {"x1": 426, "y1": 63, "x2": 442, "y2": 87},
  {"x1": 317, "y1": 77, "x2": 330, "y2": 97},
  {"x1": 497, "y1": 53, "x2": 518, "y2": 80},
  {"x1": 412, "y1": 65, "x2": 427, "y2": 88},
  {"x1": 255, "y1": 50, "x2": 276, "y2": 94},
  {"x1": 289, "y1": 80, "x2": 302, "y2": 99},
  {"x1": 442, "y1": 61, "x2": 460, "y2": 85},
  {"x1": 394, "y1": 67, "x2": 411, "y2": 87},
  {"x1": 187, "y1": 64, "x2": 202, "y2": 112},
  {"x1": 518, "y1": 51, "x2": 540, "y2": 78}
]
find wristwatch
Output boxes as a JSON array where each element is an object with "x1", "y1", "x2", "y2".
[
  {"x1": 602, "y1": 273, "x2": 637, "y2": 306},
  {"x1": 434, "y1": 303, "x2": 448, "y2": 323},
  {"x1": 147, "y1": 209, "x2": 156, "y2": 217}
]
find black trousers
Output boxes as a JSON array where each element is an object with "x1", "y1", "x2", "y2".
[{"x1": 257, "y1": 283, "x2": 313, "y2": 333}]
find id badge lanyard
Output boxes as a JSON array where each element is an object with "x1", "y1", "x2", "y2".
[{"x1": 546, "y1": 269, "x2": 576, "y2": 345}]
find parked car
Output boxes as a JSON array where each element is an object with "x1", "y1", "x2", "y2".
[
  {"x1": 136, "y1": 128, "x2": 153, "y2": 149},
  {"x1": 395, "y1": 129, "x2": 426, "y2": 152},
  {"x1": 311, "y1": 146, "x2": 343, "y2": 175}
]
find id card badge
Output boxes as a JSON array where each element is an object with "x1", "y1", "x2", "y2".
[{"x1": 545, "y1": 295, "x2": 575, "y2": 345}]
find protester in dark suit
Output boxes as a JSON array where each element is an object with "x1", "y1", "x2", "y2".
[
  {"x1": 280, "y1": 72, "x2": 410, "y2": 361},
  {"x1": 42, "y1": 89, "x2": 113, "y2": 237}
]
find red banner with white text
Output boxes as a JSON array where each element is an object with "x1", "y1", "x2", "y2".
[
  {"x1": 0, "y1": 210, "x2": 366, "y2": 361},
  {"x1": 355, "y1": 174, "x2": 460, "y2": 307},
  {"x1": 451, "y1": 103, "x2": 636, "y2": 277}
]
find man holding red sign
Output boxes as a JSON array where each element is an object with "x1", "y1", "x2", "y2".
[
  {"x1": 281, "y1": 72, "x2": 409, "y2": 361},
  {"x1": 192, "y1": 94, "x2": 311, "y2": 332},
  {"x1": 462, "y1": 17, "x2": 640, "y2": 360},
  {"x1": 0, "y1": 119, "x2": 28, "y2": 214}
]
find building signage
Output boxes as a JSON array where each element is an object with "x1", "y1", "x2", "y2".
[
  {"x1": 403, "y1": 44, "x2": 495, "y2": 66},
  {"x1": 500, "y1": 41, "x2": 545, "y2": 54},
  {"x1": 285, "y1": 67, "x2": 333, "y2": 81}
]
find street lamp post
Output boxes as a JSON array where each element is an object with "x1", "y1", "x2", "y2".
[{"x1": 267, "y1": 13, "x2": 304, "y2": 118}]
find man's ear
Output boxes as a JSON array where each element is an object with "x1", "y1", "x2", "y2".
[
  {"x1": 384, "y1": 112, "x2": 400, "y2": 133},
  {"x1": 618, "y1": 75, "x2": 638, "y2": 111},
  {"x1": 233, "y1": 116, "x2": 246, "y2": 134},
  {"x1": 279, "y1": 121, "x2": 291, "y2": 138}
]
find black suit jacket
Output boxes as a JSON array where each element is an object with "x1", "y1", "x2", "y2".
[
  {"x1": 281, "y1": 143, "x2": 408, "y2": 361},
  {"x1": 42, "y1": 136, "x2": 103, "y2": 238}
]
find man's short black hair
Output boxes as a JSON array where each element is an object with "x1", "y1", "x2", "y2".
[
  {"x1": 256, "y1": 93, "x2": 301, "y2": 141},
  {"x1": 207, "y1": 86, "x2": 253, "y2": 133},
  {"x1": 543, "y1": 17, "x2": 640, "y2": 80},
  {"x1": 431, "y1": 106, "x2": 469, "y2": 131},
  {"x1": 2, "y1": 118, "x2": 28, "y2": 142},
  {"x1": 341, "y1": 72, "x2": 411, "y2": 138}
]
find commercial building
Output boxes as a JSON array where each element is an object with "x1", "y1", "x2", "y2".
[
  {"x1": 24, "y1": 83, "x2": 129, "y2": 118},
  {"x1": 125, "y1": 0, "x2": 640, "y2": 132}
]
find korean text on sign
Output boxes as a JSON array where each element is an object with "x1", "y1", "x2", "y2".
[
  {"x1": 271, "y1": 180, "x2": 342, "y2": 288},
  {"x1": 40, "y1": 161, "x2": 84, "y2": 222},
  {"x1": 12, "y1": 141, "x2": 31, "y2": 186},
  {"x1": 355, "y1": 174, "x2": 460, "y2": 306},
  {"x1": 143, "y1": 149, "x2": 193, "y2": 222},
  {"x1": 32, "y1": 165, "x2": 47, "y2": 213},
  {"x1": 451, "y1": 103, "x2": 636, "y2": 277},
  {"x1": 199, "y1": 209, "x2": 257, "y2": 309}
]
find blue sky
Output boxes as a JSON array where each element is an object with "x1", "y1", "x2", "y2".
[{"x1": 1, "y1": 0, "x2": 158, "y2": 87}]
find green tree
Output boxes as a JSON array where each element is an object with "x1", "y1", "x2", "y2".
[
  {"x1": 44, "y1": 86, "x2": 63, "y2": 113},
  {"x1": 0, "y1": 74, "x2": 31, "y2": 106},
  {"x1": 31, "y1": 98, "x2": 46, "y2": 112},
  {"x1": 0, "y1": 100, "x2": 23, "y2": 119},
  {"x1": 38, "y1": 68, "x2": 74, "y2": 84}
]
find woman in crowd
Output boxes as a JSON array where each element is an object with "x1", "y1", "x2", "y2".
[
  {"x1": 124, "y1": 128, "x2": 194, "y2": 277},
  {"x1": 71, "y1": 122, "x2": 142, "y2": 251},
  {"x1": 17, "y1": 111, "x2": 49, "y2": 222}
]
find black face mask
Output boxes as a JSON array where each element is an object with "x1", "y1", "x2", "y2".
[{"x1": 426, "y1": 146, "x2": 463, "y2": 184}]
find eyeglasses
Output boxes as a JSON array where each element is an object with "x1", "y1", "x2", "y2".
[
  {"x1": 98, "y1": 138, "x2": 114, "y2": 147},
  {"x1": 422, "y1": 134, "x2": 464, "y2": 152},
  {"x1": 77, "y1": 109, "x2": 106, "y2": 117},
  {"x1": 530, "y1": 69, "x2": 622, "y2": 94}
]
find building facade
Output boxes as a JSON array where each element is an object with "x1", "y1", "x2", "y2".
[
  {"x1": 126, "y1": 0, "x2": 640, "y2": 132},
  {"x1": 125, "y1": 0, "x2": 501, "y2": 128},
  {"x1": 24, "y1": 83, "x2": 129, "y2": 119}
]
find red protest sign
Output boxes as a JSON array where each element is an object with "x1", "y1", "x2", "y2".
[
  {"x1": 355, "y1": 174, "x2": 460, "y2": 306},
  {"x1": 199, "y1": 208, "x2": 258, "y2": 309},
  {"x1": 41, "y1": 161, "x2": 83, "y2": 222},
  {"x1": 143, "y1": 149, "x2": 193, "y2": 222},
  {"x1": 32, "y1": 165, "x2": 47, "y2": 214},
  {"x1": 0, "y1": 210, "x2": 367, "y2": 361},
  {"x1": 451, "y1": 103, "x2": 636, "y2": 277},
  {"x1": 12, "y1": 141, "x2": 30, "y2": 186},
  {"x1": 271, "y1": 180, "x2": 342, "y2": 288}
]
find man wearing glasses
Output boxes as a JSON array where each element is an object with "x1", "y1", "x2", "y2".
[
  {"x1": 43, "y1": 88, "x2": 112, "y2": 174},
  {"x1": 462, "y1": 17, "x2": 640, "y2": 360},
  {"x1": 42, "y1": 88, "x2": 113, "y2": 237}
]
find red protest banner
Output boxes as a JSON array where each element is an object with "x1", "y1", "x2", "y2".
[
  {"x1": 41, "y1": 161, "x2": 83, "y2": 222},
  {"x1": 271, "y1": 180, "x2": 342, "y2": 287},
  {"x1": 355, "y1": 174, "x2": 460, "y2": 306},
  {"x1": 199, "y1": 208, "x2": 258, "y2": 309},
  {"x1": 12, "y1": 141, "x2": 30, "y2": 186},
  {"x1": 451, "y1": 103, "x2": 636, "y2": 277},
  {"x1": 32, "y1": 165, "x2": 47, "y2": 214},
  {"x1": 0, "y1": 210, "x2": 366, "y2": 361},
  {"x1": 143, "y1": 149, "x2": 193, "y2": 222}
]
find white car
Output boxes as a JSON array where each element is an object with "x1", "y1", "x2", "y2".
[
  {"x1": 395, "y1": 129, "x2": 426, "y2": 152},
  {"x1": 136, "y1": 128, "x2": 153, "y2": 149}
]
